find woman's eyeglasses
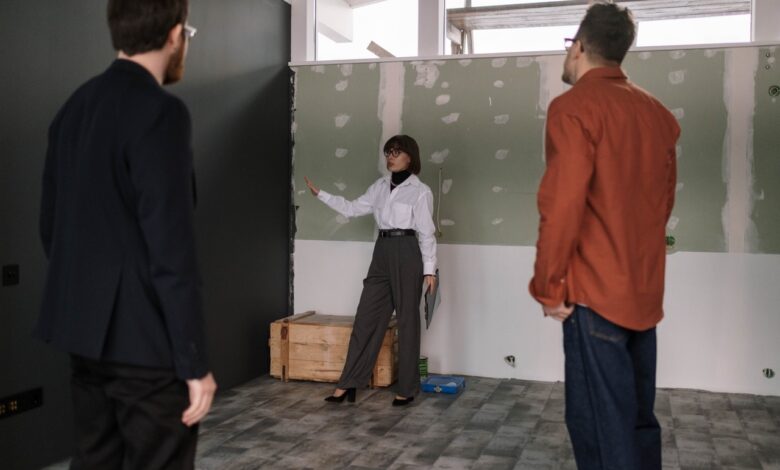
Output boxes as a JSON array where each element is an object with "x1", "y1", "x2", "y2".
[{"x1": 384, "y1": 148, "x2": 404, "y2": 158}]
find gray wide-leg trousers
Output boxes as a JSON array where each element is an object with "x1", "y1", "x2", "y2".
[{"x1": 337, "y1": 235, "x2": 424, "y2": 397}]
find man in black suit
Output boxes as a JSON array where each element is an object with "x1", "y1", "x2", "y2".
[{"x1": 35, "y1": 0, "x2": 216, "y2": 467}]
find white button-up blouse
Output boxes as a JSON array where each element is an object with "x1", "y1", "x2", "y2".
[{"x1": 317, "y1": 174, "x2": 437, "y2": 275}]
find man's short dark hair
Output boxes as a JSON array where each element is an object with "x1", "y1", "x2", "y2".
[
  {"x1": 576, "y1": 1, "x2": 636, "y2": 65},
  {"x1": 108, "y1": 0, "x2": 188, "y2": 56},
  {"x1": 384, "y1": 135, "x2": 421, "y2": 174}
]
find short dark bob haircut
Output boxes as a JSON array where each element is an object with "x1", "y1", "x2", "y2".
[
  {"x1": 383, "y1": 135, "x2": 421, "y2": 175},
  {"x1": 108, "y1": 0, "x2": 188, "y2": 56}
]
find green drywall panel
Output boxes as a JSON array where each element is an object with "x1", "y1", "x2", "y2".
[
  {"x1": 624, "y1": 49, "x2": 728, "y2": 252},
  {"x1": 293, "y1": 64, "x2": 381, "y2": 242},
  {"x1": 403, "y1": 59, "x2": 544, "y2": 245},
  {"x1": 292, "y1": 46, "x2": 777, "y2": 254},
  {"x1": 752, "y1": 47, "x2": 780, "y2": 253}
]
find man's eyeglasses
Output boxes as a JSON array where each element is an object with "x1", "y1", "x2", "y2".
[
  {"x1": 184, "y1": 24, "x2": 197, "y2": 40},
  {"x1": 564, "y1": 37, "x2": 575, "y2": 51},
  {"x1": 384, "y1": 148, "x2": 404, "y2": 158}
]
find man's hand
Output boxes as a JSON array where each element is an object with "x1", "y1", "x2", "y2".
[
  {"x1": 543, "y1": 302, "x2": 574, "y2": 322},
  {"x1": 424, "y1": 275, "x2": 436, "y2": 294},
  {"x1": 304, "y1": 176, "x2": 319, "y2": 196},
  {"x1": 182, "y1": 372, "x2": 217, "y2": 427}
]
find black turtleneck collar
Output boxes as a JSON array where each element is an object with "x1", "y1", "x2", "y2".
[{"x1": 390, "y1": 170, "x2": 411, "y2": 191}]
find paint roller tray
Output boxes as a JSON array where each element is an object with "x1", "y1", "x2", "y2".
[{"x1": 421, "y1": 375, "x2": 466, "y2": 394}]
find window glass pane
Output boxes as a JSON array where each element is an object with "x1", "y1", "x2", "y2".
[
  {"x1": 636, "y1": 14, "x2": 751, "y2": 47},
  {"x1": 472, "y1": 24, "x2": 578, "y2": 54},
  {"x1": 457, "y1": 0, "x2": 569, "y2": 6},
  {"x1": 317, "y1": 0, "x2": 418, "y2": 61}
]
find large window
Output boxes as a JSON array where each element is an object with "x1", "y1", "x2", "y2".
[
  {"x1": 302, "y1": 0, "x2": 758, "y2": 62},
  {"x1": 316, "y1": 0, "x2": 418, "y2": 61},
  {"x1": 445, "y1": 0, "x2": 751, "y2": 55}
]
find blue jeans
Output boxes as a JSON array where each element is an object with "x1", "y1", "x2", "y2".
[{"x1": 563, "y1": 306, "x2": 661, "y2": 470}]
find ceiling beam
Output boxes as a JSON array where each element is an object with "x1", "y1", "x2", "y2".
[
  {"x1": 346, "y1": 0, "x2": 387, "y2": 8},
  {"x1": 448, "y1": 0, "x2": 751, "y2": 30}
]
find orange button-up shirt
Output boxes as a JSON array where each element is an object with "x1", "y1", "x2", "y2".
[{"x1": 530, "y1": 67, "x2": 680, "y2": 331}]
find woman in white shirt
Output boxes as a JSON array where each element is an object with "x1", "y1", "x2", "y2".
[{"x1": 305, "y1": 135, "x2": 437, "y2": 406}]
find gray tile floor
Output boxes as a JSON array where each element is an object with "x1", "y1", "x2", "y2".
[{"x1": 43, "y1": 375, "x2": 780, "y2": 469}]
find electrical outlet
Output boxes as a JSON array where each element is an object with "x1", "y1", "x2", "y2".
[
  {"x1": 2, "y1": 264, "x2": 19, "y2": 286},
  {"x1": 0, "y1": 388, "x2": 43, "y2": 420}
]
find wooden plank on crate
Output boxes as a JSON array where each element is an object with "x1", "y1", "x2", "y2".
[
  {"x1": 288, "y1": 359, "x2": 344, "y2": 382},
  {"x1": 290, "y1": 323, "x2": 352, "y2": 345}
]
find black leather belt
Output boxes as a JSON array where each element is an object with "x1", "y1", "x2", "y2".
[{"x1": 378, "y1": 229, "x2": 416, "y2": 238}]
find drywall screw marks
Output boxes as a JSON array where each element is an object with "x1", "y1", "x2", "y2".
[
  {"x1": 769, "y1": 85, "x2": 780, "y2": 97},
  {"x1": 763, "y1": 368, "x2": 775, "y2": 379}
]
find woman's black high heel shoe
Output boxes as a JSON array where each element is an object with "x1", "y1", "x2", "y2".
[
  {"x1": 392, "y1": 396, "x2": 414, "y2": 406},
  {"x1": 325, "y1": 388, "x2": 356, "y2": 403}
]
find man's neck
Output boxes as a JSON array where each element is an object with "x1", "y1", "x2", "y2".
[
  {"x1": 117, "y1": 51, "x2": 166, "y2": 85},
  {"x1": 575, "y1": 59, "x2": 620, "y2": 83}
]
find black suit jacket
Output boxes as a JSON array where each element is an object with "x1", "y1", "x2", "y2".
[{"x1": 35, "y1": 59, "x2": 208, "y2": 380}]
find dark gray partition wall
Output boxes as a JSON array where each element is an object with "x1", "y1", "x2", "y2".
[{"x1": 0, "y1": 1, "x2": 290, "y2": 468}]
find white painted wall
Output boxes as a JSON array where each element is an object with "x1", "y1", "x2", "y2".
[{"x1": 294, "y1": 240, "x2": 780, "y2": 396}]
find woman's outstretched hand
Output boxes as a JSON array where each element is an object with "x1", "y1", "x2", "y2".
[
  {"x1": 304, "y1": 176, "x2": 319, "y2": 196},
  {"x1": 424, "y1": 275, "x2": 437, "y2": 294}
]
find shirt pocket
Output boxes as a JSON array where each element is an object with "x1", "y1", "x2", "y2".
[{"x1": 389, "y1": 202, "x2": 414, "y2": 228}]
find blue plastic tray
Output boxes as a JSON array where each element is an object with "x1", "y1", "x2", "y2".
[{"x1": 421, "y1": 375, "x2": 466, "y2": 394}]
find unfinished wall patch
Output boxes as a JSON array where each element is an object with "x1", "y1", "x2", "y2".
[
  {"x1": 442, "y1": 113, "x2": 460, "y2": 124},
  {"x1": 436, "y1": 95, "x2": 451, "y2": 105},
  {"x1": 378, "y1": 62, "x2": 405, "y2": 174},
  {"x1": 414, "y1": 63, "x2": 440, "y2": 89},
  {"x1": 669, "y1": 70, "x2": 686, "y2": 85},
  {"x1": 722, "y1": 48, "x2": 759, "y2": 253},
  {"x1": 430, "y1": 149, "x2": 450, "y2": 164},
  {"x1": 494, "y1": 114, "x2": 510, "y2": 125}
]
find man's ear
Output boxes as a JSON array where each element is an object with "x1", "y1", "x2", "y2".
[{"x1": 167, "y1": 23, "x2": 184, "y2": 49}]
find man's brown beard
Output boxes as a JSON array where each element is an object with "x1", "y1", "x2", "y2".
[{"x1": 163, "y1": 45, "x2": 185, "y2": 85}]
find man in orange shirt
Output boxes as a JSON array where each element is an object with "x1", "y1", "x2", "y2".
[{"x1": 530, "y1": 3, "x2": 679, "y2": 469}]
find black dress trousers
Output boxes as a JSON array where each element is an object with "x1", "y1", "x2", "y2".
[
  {"x1": 69, "y1": 356, "x2": 197, "y2": 470},
  {"x1": 337, "y1": 234, "x2": 424, "y2": 397}
]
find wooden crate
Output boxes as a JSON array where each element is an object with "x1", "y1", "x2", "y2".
[{"x1": 269, "y1": 311, "x2": 398, "y2": 387}]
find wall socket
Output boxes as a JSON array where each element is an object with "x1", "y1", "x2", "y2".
[
  {"x1": 2, "y1": 264, "x2": 20, "y2": 286},
  {"x1": 0, "y1": 388, "x2": 43, "y2": 420}
]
